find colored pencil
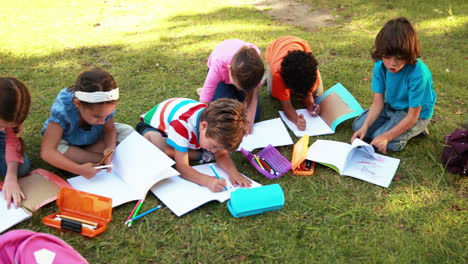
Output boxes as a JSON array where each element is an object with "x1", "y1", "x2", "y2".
[
  {"x1": 252, "y1": 154, "x2": 265, "y2": 170},
  {"x1": 130, "y1": 205, "x2": 163, "y2": 222},
  {"x1": 97, "y1": 149, "x2": 114, "y2": 166},
  {"x1": 56, "y1": 214, "x2": 98, "y2": 227},
  {"x1": 259, "y1": 158, "x2": 276, "y2": 175},
  {"x1": 126, "y1": 200, "x2": 144, "y2": 227},
  {"x1": 209, "y1": 163, "x2": 227, "y2": 190},
  {"x1": 125, "y1": 199, "x2": 142, "y2": 224}
]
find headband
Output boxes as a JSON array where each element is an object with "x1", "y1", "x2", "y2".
[{"x1": 74, "y1": 88, "x2": 119, "y2": 103}]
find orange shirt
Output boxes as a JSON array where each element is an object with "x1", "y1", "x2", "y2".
[{"x1": 265, "y1": 36, "x2": 321, "y2": 101}]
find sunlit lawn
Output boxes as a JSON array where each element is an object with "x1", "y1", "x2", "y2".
[{"x1": 1, "y1": 0, "x2": 467, "y2": 263}]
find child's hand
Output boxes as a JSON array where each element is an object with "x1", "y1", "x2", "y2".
[
  {"x1": 351, "y1": 128, "x2": 367, "y2": 142},
  {"x1": 246, "y1": 122, "x2": 254, "y2": 135},
  {"x1": 79, "y1": 163, "x2": 99, "y2": 179},
  {"x1": 229, "y1": 172, "x2": 252, "y2": 188},
  {"x1": 2, "y1": 179, "x2": 25, "y2": 209},
  {"x1": 102, "y1": 148, "x2": 114, "y2": 173},
  {"x1": 296, "y1": 114, "x2": 307, "y2": 131},
  {"x1": 207, "y1": 177, "x2": 227, "y2": 192},
  {"x1": 308, "y1": 104, "x2": 320, "y2": 117},
  {"x1": 371, "y1": 135, "x2": 388, "y2": 154}
]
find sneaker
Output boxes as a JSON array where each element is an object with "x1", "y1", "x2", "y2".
[
  {"x1": 196, "y1": 88, "x2": 203, "y2": 96},
  {"x1": 420, "y1": 127, "x2": 430, "y2": 136},
  {"x1": 199, "y1": 149, "x2": 215, "y2": 163}
]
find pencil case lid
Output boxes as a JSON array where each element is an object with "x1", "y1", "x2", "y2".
[
  {"x1": 227, "y1": 184, "x2": 285, "y2": 218},
  {"x1": 291, "y1": 135, "x2": 314, "y2": 175},
  {"x1": 241, "y1": 145, "x2": 291, "y2": 179},
  {"x1": 57, "y1": 187, "x2": 112, "y2": 224}
]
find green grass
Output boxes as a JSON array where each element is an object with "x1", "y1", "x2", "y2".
[{"x1": 1, "y1": 0, "x2": 467, "y2": 263}]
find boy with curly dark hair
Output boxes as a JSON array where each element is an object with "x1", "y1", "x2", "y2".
[{"x1": 265, "y1": 36, "x2": 323, "y2": 131}]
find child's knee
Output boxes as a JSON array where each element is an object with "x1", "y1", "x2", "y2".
[
  {"x1": 115, "y1": 123, "x2": 134, "y2": 143},
  {"x1": 387, "y1": 140, "x2": 407, "y2": 152}
]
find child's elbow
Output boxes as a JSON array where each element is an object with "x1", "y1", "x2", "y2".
[{"x1": 40, "y1": 147, "x2": 51, "y2": 162}]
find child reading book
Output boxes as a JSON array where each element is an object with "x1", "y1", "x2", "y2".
[
  {"x1": 136, "y1": 98, "x2": 252, "y2": 192},
  {"x1": 0, "y1": 77, "x2": 31, "y2": 208},
  {"x1": 197, "y1": 39, "x2": 264, "y2": 133},
  {"x1": 265, "y1": 35, "x2": 324, "y2": 131},
  {"x1": 41, "y1": 68, "x2": 134, "y2": 179},
  {"x1": 351, "y1": 17, "x2": 437, "y2": 153}
]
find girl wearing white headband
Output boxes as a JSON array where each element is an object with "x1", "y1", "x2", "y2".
[{"x1": 41, "y1": 68, "x2": 133, "y2": 179}]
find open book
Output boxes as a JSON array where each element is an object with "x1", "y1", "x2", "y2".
[
  {"x1": 279, "y1": 83, "x2": 364, "y2": 137},
  {"x1": 1, "y1": 169, "x2": 71, "y2": 233},
  {"x1": 237, "y1": 118, "x2": 293, "y2": 151},
  {"x1": 68, "y1": 131, "x2": 178, "y2": 207},
  {"x1": 150, "y1": 163, "x2": 261, "y2": 217},
  {"x1": 306, "y1": 139, "x2": 400, "y2": 187}
]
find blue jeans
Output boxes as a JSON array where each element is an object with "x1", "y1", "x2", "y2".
[
  {"x1": 352, "y1": 104, "x2": 431, "y2": 152},
  {"x1": 0, "y1": 131, "x2": 31, "y2": 178},
  {"x1": 212, "y1": 82, "x2": 261, "y2": 121}
]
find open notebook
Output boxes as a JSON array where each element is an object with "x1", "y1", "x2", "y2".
[
  {"x1": 280, "y1": 83, "x2": 364, "y2": 137},
  {"x1": 68, "y1": 131, "x2": 178, "y2": 207},
  {"x1": 237, "y1": 118, "x2": 293, "y2": 152},
  {"x1": 151, "y1": 163, "x2": 261, "y2": 217},
  {"x1": 306, "y1": 138, "x2": 400, "y2": 187},
  {"x1": 1, "y1": 169, "x2": 71, "y2": 233}
]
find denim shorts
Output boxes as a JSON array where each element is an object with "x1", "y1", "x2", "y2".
[{"x1": 135, "y1": 122, "x2": 167, "y2": 137}]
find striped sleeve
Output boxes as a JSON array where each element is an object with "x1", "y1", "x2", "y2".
[{"x1": 166, "y1": 120, "x2": 191, "y2": 152}]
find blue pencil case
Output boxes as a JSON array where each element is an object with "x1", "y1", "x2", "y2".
[{"x1": 227, "y1": 184, "x2": 285, "y2": 218}]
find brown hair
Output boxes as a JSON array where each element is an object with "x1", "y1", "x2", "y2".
[
  {"x1": 371, "y1": 17, "x2": 420, "y2": 64},
  {"x1": 200, "y1": 98, "x2": 248, "y2": 152},
  {"x1": 69, "y1": 68, "x2": 118, "y2": 107},
  {"x1": 230, "y1": 46, "x2": 265, "y2": 99},
  {"x1": 0, "y1": 77, "x2": 31, "y2": 154}
]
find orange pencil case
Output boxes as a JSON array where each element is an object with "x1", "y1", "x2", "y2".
[
  {"x1": 291, "y1": 135, "x2": 315, "y2": 175},
  {"x1": 42, "y1": 187, "x2": 112, "y2": 238}
]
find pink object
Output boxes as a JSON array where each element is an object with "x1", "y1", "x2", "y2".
[
  {"x1": 0, "y1": 230, "x2": 88, "y2": 264},
  {"x1": 125, "y1": 199, "x2": 142, "y2": 223},
  {"x1": 200, "y1": 39, "x2": 261, "y2": 102},
  {"x1": 241, "y1": 144, "x2": 292, "y2": 180},
  {"x1": 5, "y1": 127, "x2": 24, "y2": 164}
]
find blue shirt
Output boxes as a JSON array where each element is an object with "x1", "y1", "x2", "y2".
[
  {"x1": 371, "y1": 59, "x2": 437, "y2": 119},
  {"x1": 42, "y1": 88, "x2": 115, "y2": 146}
]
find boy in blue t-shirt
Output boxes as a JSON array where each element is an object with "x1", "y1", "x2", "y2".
[{"x1": 351, "y1": 17, "x2": 437, "y2": 153}]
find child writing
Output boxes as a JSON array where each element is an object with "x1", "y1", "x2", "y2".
[
  {"x1": 265, "y1": 35, "x2": 324, "y2": 131},
  {"x1": 351, "y1": 17, "x2": 437, "y2": 153},
  {"x1": 0, "y1": 77, "x2": 31, "y2": 208},
  {"x1": 136, "y1": 98, "x2": 252, "y2": 192},
  {"x1": 41, "y1": 68, "x2": 134, "y2": 178},
  {"x1": 198, "y1": 39, "x2": 264, "y2": 133}
]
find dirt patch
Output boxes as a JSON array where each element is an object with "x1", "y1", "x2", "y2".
[{"x1": 248, "y1": 0, "x2": 336, "y2": 31}]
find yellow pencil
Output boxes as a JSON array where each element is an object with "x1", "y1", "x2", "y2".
[
  {"x1": 253, "y1": 154, "x2": 265, "y2": 170},
  {"x1": 56, "y1": 214, "x2": 98, "y2": 227},
  {"x1": 97, "y1": 149, "x2": 114, "y2": 166}
]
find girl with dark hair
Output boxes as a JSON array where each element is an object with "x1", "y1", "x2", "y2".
[
  {"x1": 41, "y1": 68, "x2": 133, "y2": 178},
  {"x1": 0, "y1": 77, "x2": 31, "y2": 208}
]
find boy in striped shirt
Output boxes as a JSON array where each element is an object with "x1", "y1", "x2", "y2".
[{"x1": 136, "y1": 98, "x2": 252, "y2": 192}]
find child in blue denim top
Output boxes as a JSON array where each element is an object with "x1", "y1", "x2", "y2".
[
  {"x1": 351, "y1": 17, "x2": 437, "y2": 153},
  {"x1": 41, "y1": 68, "x2": 133, "y2": 178}
]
